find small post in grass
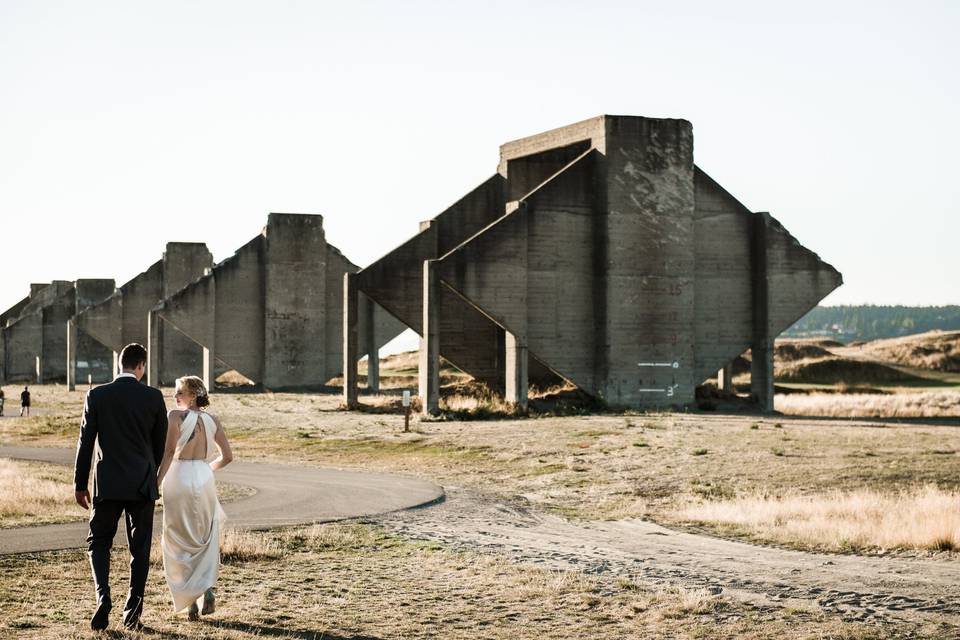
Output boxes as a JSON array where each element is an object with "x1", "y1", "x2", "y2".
[{"x1": 402, "y1": 390, "x2": 411, "y2": 433}]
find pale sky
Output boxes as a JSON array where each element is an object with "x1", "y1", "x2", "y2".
[{"x1": 2, "y1": 1, "x2": 957, "y2": 329}]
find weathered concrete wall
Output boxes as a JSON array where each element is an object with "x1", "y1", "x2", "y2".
[
  {"x1": 412, "y1": 114, "x2": 841, "y2": 410},
  {"x1": 71, "y1": 243, "x2": 213, "y2": 386},
  {"x1": 2, "y1": 280, "x2": 114, "y2": 384},
  {"x1": 160, "y1": 243, "x2": 213, "y2": 383},
  {"x1": 601, "y1": 118, "x2": 695, "y2": 406},
  {"x1": 265, "y1": 215, "x2": 327, "y2": 387},
  {"x1": 4, "y1": 311, "x2": 42, "y2": 382},
  {"x1": 154, "y1": 214, "x2": 403, "y2": 390},
  {"x1": 692, "y1": 168, "x2": 754, "y2": 382},
  {"x1": 0, "y1": 295, "x2": 29, "y2": 381},
  {"x1": 352, "y1": 174, "x2": 554, "y2": 394}
]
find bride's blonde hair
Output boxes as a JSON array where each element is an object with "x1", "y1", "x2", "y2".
[{"x1": 176, "y1": 375, "x2": 210, "y2": 408}]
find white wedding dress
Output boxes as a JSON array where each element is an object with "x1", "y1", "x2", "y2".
[{"x1": 161, "y1": 410, "x2": 226, "y2": 613}]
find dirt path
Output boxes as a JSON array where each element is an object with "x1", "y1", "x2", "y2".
[{"x1": 372, "y1": 487, "x2": 960, "y2": 627}]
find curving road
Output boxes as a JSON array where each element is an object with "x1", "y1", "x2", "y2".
[{"x1": 0, "y1": 446, "x2": 444, "y2": 555}]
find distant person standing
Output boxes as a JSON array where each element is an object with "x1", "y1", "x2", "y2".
[
  {"x1": 20, "y1": 386, "x2": 31, "y2": 417},
  {"x1": 0, "y1": 388, "x2": 5, "y2": 416}
]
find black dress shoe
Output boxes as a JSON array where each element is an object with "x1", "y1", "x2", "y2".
[
  {"x1": 90, "y1": 598, "x2": 111, "y2": 631},
  {"x1": 122, "y1": 595, "x2": 143, "y2": 629}
]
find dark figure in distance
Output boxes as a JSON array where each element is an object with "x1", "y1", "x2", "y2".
[{"x1": 19, "y1": 386, "x2": 30, "y2": 417}]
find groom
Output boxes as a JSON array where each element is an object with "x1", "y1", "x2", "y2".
[{"x1": 74, "y1": 343, "x2": 168, "y2": 631}]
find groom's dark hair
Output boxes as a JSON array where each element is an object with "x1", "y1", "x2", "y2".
[{"x1": 119, "y1": 343, "x2": 148, "y2": 370}]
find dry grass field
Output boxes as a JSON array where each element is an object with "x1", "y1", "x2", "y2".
[
  {"x1": 1, "y1": 522, "x2": 911, "y2": 639},
  {"x1": 2, "y1": 334, "x2": 960, "y2": 639},
  {"x1": 4, "y1": 383, "x2": 960, "y2": 553}
]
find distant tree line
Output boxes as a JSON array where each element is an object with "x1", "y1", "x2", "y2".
[{"x1": 783, "y1": 305, "x2": 960, "y2": 342}]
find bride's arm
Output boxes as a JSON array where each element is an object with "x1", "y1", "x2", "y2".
[
  {"x1": 209, "y1": 414, "x2": 234, "y2": 471},
  {"x1": 157, "y1": 411, "x2": 181, "y2": 486}
]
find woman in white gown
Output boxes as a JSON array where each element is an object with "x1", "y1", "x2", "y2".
[{"x1": 157, "y1": 376, "x2": 233, "y2": 620}]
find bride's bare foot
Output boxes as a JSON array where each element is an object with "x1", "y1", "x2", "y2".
[{"x1": 187, "y1": 602, "x2": 199, "y2": 621}]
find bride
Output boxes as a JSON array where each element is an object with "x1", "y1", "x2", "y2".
[{"x1": 157, "y1": 375, "x2": 233, "y2": 620}]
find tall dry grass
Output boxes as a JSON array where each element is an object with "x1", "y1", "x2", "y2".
[
  {"x1": 0, "y1": 458, "x2": 80, "y2": 528},
  {"x1": 775, "y1": 391, "x2": 960, "y2": 417},
  {"x1": 677, "y1": 485, "x2": 960, "y2": 552},
  {"x1": 856, "y1": 330, "x2": 960, "y2": 372}
]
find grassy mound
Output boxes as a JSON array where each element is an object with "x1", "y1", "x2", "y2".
[
  {"x1": 775, "y1": 357, "x2": 929, "y2": 385},
  {"x1": 855, "y1": 330, "x2": 960, "y2": 372},
  {"x1": 774, "y1": 342, "x2": 833, "y2": 362}
]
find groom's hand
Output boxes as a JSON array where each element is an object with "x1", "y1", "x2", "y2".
[{"x1": 75, "y1": 490, "x2": 90, "y2": 510}]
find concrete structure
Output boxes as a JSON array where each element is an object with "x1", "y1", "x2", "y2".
[
  {"x1": 345, "y1": 115, "x2": 841, "y2": 413},
  {"x1": 68, "y1": 243, "x2": 214, "y2": 389},
  {"x1": 152, "y1": 213, "x2": 403, "y2": 391},
  {"x1": 1, "y1": 280, "x2": 115, "y2": 384}
]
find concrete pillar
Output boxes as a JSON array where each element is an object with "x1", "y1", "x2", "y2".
[
  {"x1": 112, "y1": 351, "x2": 119, "y2": 378},
  {"x1": 504, "y1": 331, "x2": 528, "y2": 408},
  {"x1": 343, "y1": 273, "x2": 359, "y2": 408},
  {"x1": 263, "y1": 214, "x2": 327, "y2": 389},
  {"x1": 66, "y1": 319, "x2": 77, "y2": 391},
  {"x1": 202, "y1": 347, "x2": 212, "y2": 392},
  {"x1": 419, "y1": 260, "x2": 440, "y2": 415},
  {"x1": 751, "y1": 212, "x2": 774, "y2": 412},
  {"x1": 35, "y1": 356, "x2": 42, "y2": 384},
  {"x1": 364, "y1": 295, "x2": 379, "y2": 393},
  {"x1": 717, "y1": 363, "x2": 733, "y2": 393},
  {"x1": 147, "y1": 310, "x2": 161, "y2": 388}
]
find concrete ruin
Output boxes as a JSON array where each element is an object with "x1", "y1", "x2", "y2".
[
  {"x1": 151, "y1": 213, "x2": 403, "y2": 390},
  {"x1": 1, "y1": 280, "x2": 116, "y2": 384},
  {"x1": 344, "y1": 115, "x2": 842, "y2": 412},
  {"x1": 67, "y1": 243, "x2": 214, "y2": 389}
]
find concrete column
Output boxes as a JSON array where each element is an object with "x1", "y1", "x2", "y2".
[
  {"x1": 342, "y1": 273, "x2": 359, "y2": 408},
  {"x1": 751, "y1": 212, "x2": 774, "y2": 412},
  {"x1": 202, "y1": 347, "x2": 212, "y2": 392},
  {"x1": 419, "y1": 260, "x2": 440, "y2": 415},
  {"x1": 112, "y1": 351, "x2": 119, "y2": 378},
  {"x1": 504, "y1": 331, "x2": 528, "y2": 408},
  {"x1": 66, "y1": 319, "x2": 77, "y2": 391},
  {"x1": 717, "y1": 363, "x2": 733, "y2": 393},
  {"x1": 35, "y1": 356, "x2": 42, "y2": 384},
  {"x1": 364, "y1": 295, "x2": 379, "y2": 393},
  {"x1": 147, "y1": 311, "x2": 161, "y2": 388}
]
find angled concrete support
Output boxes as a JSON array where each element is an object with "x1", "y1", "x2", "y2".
[
  {"x1": 147, "y1": 310, "x2": 161, "y2": 388},
  {"x1": 66, "y1": 319, "x2": 77, "y2": 391},
  {"x1": 504, "y1": 331, "x2": 528, "y2": 408},
  {"x1": 751, "y1": 212, "x2": 774, "y2": 412},
  {"x1": 343, "y1": 273, "x2": 359, "y2": 408},
  {"x1": 717, "y1": 363, "x2": 733, "y2": 393},
  {"x1": 364, "y1": 295, "x2": 379, "y2": 393},
  {"x1": 419, "y1": 261, "x2": 440, "y2": 415}
]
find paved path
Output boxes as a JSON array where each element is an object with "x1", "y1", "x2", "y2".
[{"x1": 0, "y1": 446, "x2": 444, "y2": 554}]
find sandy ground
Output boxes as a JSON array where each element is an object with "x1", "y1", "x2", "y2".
[{"x1": 372, "y1": 487, "x2": 960, "y2": 629}]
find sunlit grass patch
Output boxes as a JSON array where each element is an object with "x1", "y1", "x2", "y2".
[
  {"x1": 676, "y1": 485, "x2": 960, "y2": 552},
  {"x1": 0, "y1": 458, "x2": 82, "y2": 528},
  {"x1": 776, "y1": 390, "x2": 960, "y2": 418}
]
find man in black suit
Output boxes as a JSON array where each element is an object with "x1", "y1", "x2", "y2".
[{"x1": 74, "y1": 343, "x2": 168, "y2": 631}]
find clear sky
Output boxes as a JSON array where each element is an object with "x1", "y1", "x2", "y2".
[{"x1": 1, "y1": 1, "x2": 957, "y2": 325}]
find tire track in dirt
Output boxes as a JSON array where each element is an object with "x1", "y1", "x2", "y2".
[{"x1": 373, "y1": 487, "x2": 960, "y2": 626}]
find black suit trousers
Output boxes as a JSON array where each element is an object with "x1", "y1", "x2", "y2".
[{"x1": 86, "y1": 498, "x2": 155, "y2": 602}]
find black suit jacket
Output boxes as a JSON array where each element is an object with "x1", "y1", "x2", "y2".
[{"x1": 74, "y1": 376, "x2": 168, "y2": 502}]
